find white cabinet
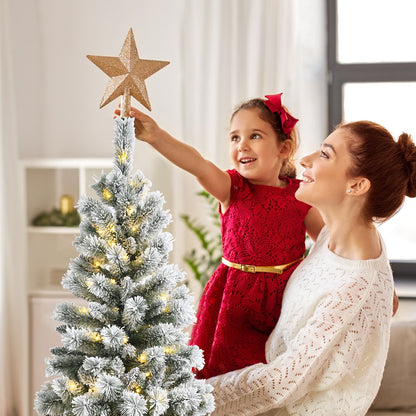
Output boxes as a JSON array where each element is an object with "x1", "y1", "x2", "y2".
[
  {"x1": 21, "y1": 159, "x2": 113, "y2": 292},
  {"x1": 29, "y1": 292, "x2": 75, "y2": 413},
  {"x1": 21, "y1": 159, "x2": 112, "y2": 414}
]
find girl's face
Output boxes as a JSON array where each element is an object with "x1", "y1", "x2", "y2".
[
  {"x1": 296, "y1": 128, "x2": 355, "y2": 208},
  {"x1": 229, "y1": 108, "x2": 290, "y2": 186}
]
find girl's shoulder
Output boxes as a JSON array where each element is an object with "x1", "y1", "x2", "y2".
[
  {"x1": 226, "y1": 169, "x2": 250, "y2": 195},
  {"x1": 282, "y1": 176, "x2": 302, "y2": 192},
  {"x1": 226, "y1": 169, "x2": 244, "y2": 185}
]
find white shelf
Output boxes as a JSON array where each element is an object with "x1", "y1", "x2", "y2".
[
  {"x1": 20, "y1": 158, "x2": 113, "y2": 169},
  {"x1": 29, "y1": 288, "x2": 71, "y2": 298},
  {"x1": 28, "y1": 226, "x2": 80, "y2": 235}
]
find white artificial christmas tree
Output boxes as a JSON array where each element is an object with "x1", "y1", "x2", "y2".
[{"x1": 34, "y1": 29, "x2": 214, "y2": 416}]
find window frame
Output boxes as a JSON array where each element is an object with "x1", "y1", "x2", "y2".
[{"x1": 327, "y1": 0, "x2": 416, "y2": 291}]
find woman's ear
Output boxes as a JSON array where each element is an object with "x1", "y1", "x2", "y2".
[{"x1": 347, "y1": 177, "x2": 371, "y2": 196}]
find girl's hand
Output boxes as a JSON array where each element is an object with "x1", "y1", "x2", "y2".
[
  {"x1": 115, "y1": 106, "x2": 231, "y2": 205},
  {"x1": 114, "y1": 106, "x2": 160, "y2": 144}
]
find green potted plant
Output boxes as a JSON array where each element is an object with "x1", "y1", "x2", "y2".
[{"x1": 180, "y1": 191, "x2": 222, "y2": 288}]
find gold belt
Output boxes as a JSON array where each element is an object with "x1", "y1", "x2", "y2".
[{"x1": 221, "y1": 256, "x2": 304, "y2": 274}]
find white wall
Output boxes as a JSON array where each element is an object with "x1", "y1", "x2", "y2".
[{"x1": 11, "y1": 0, "x2": 185, "y2": 159}]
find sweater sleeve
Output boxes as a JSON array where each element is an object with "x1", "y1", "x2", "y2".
[{"x1": 207, "y1": 270, "x2": 390, "y2": 416}]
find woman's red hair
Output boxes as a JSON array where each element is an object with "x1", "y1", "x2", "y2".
[{"x1": 339, "y1": 120, "x2": 416, "y2": 222}]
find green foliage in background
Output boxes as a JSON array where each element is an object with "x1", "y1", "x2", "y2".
[{"x1": 180, "y1": 191, "x2": 222, "y2": 289}]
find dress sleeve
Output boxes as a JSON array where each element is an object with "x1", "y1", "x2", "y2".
[
  {"x1": 220, "y1": 169, "x2": 249, "y2": 215},
  {"x1": 292, "y1": 179, "x2": 311, "y2": 219},
  {"x1": 207, "y1": 271, "x2": 389, "y2": 416},
  {"x1": 226, "y1": 169, "x2": 245, "y2": 199}
]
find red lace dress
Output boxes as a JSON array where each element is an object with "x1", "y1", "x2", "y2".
[{"x1": 190, "y1": 169, "x2": 310, "y2": 379}]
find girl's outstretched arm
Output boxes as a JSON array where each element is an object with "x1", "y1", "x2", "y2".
[{"x1": 115, "y1": 107, "x2": 231, "y2": 207}]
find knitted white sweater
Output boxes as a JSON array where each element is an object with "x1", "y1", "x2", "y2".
[{"x1": 208, "y1": 226, "x2": 394, "y2": 416}]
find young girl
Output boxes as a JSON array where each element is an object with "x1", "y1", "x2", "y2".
[{"x1": 115, "y1": 93, "x2": 324, "y2": 378}]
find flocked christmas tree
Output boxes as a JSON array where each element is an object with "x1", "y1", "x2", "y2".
[{"x1": 34, "y1": 29, "x2": 214, "y2": 416}]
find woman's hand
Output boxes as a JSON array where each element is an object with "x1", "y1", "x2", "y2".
[
  {"x1": 114, "y1": 106, "x2": 161, "y2": 144},
  {"x1": 392, "y1": 289, "x2": 399, "y2": 317}
]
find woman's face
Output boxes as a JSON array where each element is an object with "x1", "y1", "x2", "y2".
[{"x1": 296, "y1": 128, "x2": 355, "y2": 208}]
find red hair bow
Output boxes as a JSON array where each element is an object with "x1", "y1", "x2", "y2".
[{"x1": 264, "y1": 93, "x2": 298, "y2": 135}]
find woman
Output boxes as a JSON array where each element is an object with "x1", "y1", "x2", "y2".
[{"x1": 207, "y1": 121, "x2": 416, "y2": 416}]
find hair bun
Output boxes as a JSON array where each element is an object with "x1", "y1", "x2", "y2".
[{"x1": 397, "y1": 133, "x2": 416, "y2": 197}]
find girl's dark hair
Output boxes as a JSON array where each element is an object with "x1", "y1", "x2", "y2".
[
  {"x1": 339, "y1": 120, "x2": 416, "y2": 222},
  {"x1": 231, "y1": 98, "x2": 299, "y2": 178}
]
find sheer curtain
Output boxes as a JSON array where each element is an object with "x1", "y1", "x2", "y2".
[
  {"x1": 179, "y1": 0, "x2": 327, "y2": 167},
  {"x1": 176, "y1": 0, "x2": 327, "y2": 297},
  {"x1": 0, "y1": 0, "x2": 27, "y2": 414}
]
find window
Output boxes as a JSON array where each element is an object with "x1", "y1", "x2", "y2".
[{"x1": 327, "y1": 0, "x2": 416, "y2": 288}]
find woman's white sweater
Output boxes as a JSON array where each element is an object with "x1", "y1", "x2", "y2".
[{"x1": 208, "y1": 226, "x2": 394, "y2": 416}]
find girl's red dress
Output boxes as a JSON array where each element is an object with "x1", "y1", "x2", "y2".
[{"x1": 190, "y1": 169, "x2": 310, "y2": 378}]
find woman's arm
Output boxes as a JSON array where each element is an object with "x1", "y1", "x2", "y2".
[
  {"x1": 208, "y1": 305, "x2": 354, "y2": 415},
  {"x1": 115, "y1": 107, "x2": 231, "y2": 207},
  {"x1": 207, "y1": 272, "x2": 392, "y2": 415}
]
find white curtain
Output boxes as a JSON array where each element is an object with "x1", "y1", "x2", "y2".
[
  {"x1": 0, "y1": 0, "x2": 27, "y2": 415},
  {"x1": 176, "y1": 0, "x2": 327, "y2": 297},
  {"x1": 179, "y1": 0, "x2": 327, "y2": 167}
]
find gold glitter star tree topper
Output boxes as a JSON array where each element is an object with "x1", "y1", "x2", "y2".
[{"x1": 87, "y1": 28, "x2": 169, "y2": 116}]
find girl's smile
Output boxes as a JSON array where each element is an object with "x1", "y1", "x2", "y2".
[{"x1": 239, "y1": 157, "x2": 257, "y2": 164}]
